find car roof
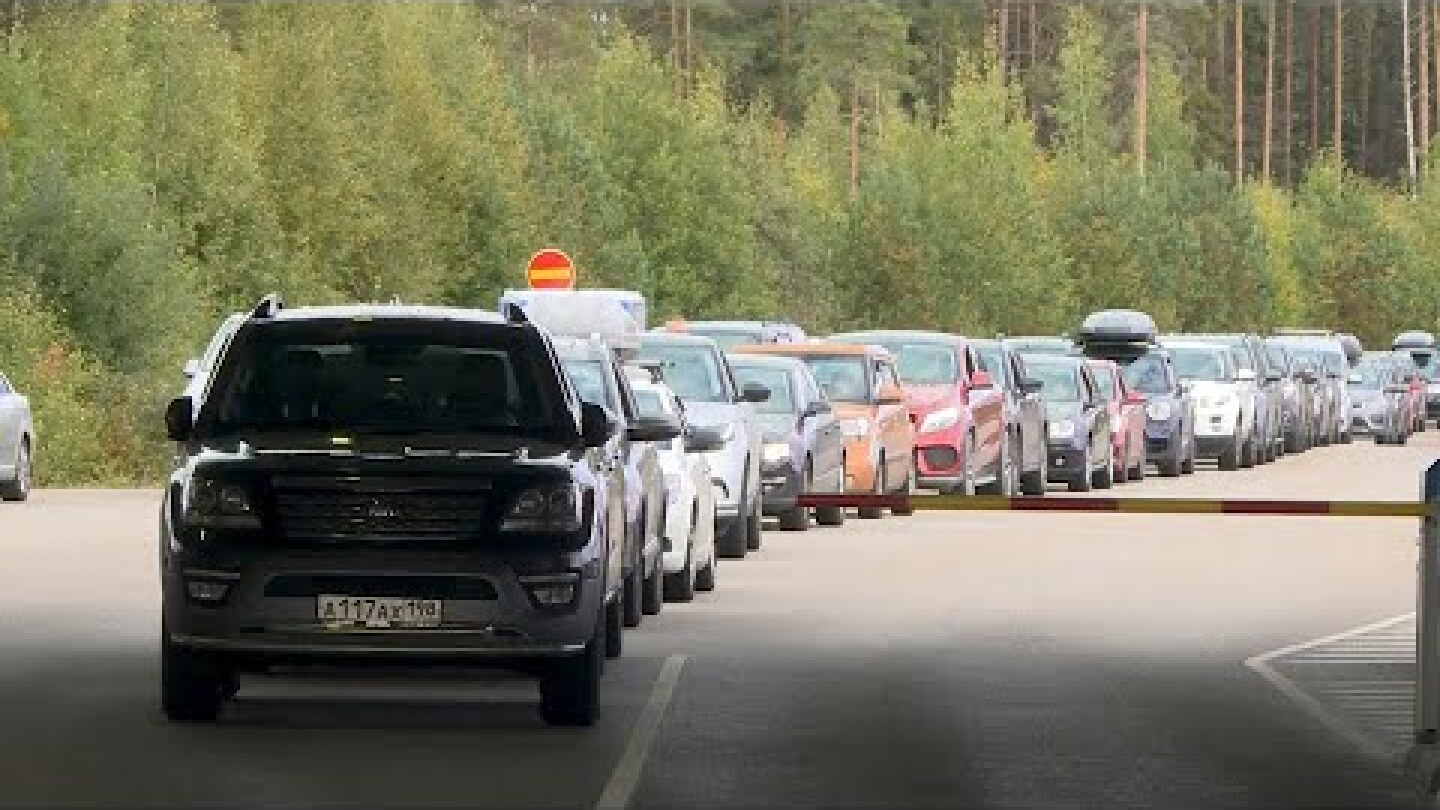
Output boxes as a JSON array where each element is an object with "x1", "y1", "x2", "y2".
[
  {"x1": 1025, "y1": 353, "x2": 1085, "y2": 368},
  {"x1": 639, "y1": 332, "x2": 720, "y2": 348},
  {"x1": 1160, "y1": 339, "x2": 1232, "y2": 352},
  {"x1": 829, "y1": 329, "x2": 962, "y2": 343},
  {"x1": 737, "y1": 342, "x2": 887, "y2": 358},
  {"x1": 263, "y1": 304, "x2": 510, "y2": 325},
  {"x1": 726, "y1": 353, "x2": 807, "y2": 371}
]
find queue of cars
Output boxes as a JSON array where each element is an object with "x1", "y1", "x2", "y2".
[{"x1": 120, "y1": 289, "x2": 1440, "y2": 728}]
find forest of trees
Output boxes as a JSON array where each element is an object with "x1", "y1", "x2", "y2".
[{"x1": 1, "y1": 1, "x2": 1439, "y2": 485}]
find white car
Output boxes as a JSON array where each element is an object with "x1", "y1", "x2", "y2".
[
  {"x1": 0, "y1": 371, "x2": 34, "y2": 501},
  {"x1": 629, "y1": 377, "x2": 720, "y2": 602},
  {"x1": 1162, "y1": 340, "x2": 1257, "y2": 470}
]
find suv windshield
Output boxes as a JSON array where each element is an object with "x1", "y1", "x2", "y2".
[
  {"x1": 203, "y1": 323, "x2": 561, "y2": 436},
  {"x1": 1118, "y1": 352, "x2": 1172, "y2": 395},
  {"x1": 802, "y1": 355, "x2": 870, "y2": 403},
  {"x1": 1029, "y1": 362, "x2": 1081, "y2": 401},
  {"x1": 732, "y1": 366, "x2": 796, "y2": 414},
  {"x1": 1168, "y1": 346, "x2": 1234, "y2": 382},
  {"x1": 637, "y1": 340, "x2": 728, "y2": 402}
]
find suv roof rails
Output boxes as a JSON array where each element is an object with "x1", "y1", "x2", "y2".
[
  {"x1": 502, "y1": 301, "x2": 531, "y2": 326},
  {"x1": 250, "y1": 294, "x2": 284, "y2": 319}
]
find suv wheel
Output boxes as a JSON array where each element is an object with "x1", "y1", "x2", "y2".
[
  {"x1": 744, "y1": 495, "x2": 763, "y2": 551},
  {"x1": 1020, "y1": 435, "x2": 1046, "y2": 496},
  {"x1": 1068, "y1": 448, "x2": 1093, "y2": 493},
  {"x1": 604, "y1": 595, "x2": 624, "y2": 659},
  {"x1": 161, "y1": 635, "x2": 229, "y2": 724},
  {"x1": 664, "y1": 517, "x2": 697, "y2": 603},
  {"x1": 622, "y1": 565, "x2": 642, "y2": 628},
  {"x1": 1, "y1": 439, "x2": 30, "y2": 502},
  {"x1": 716, "y1": 516, "x2": 747, "y2": 559},
  {"x1": 890, "y1": 464, "x2": 916, "y2": 516},
  {"x1": 858, "y1": 457, "x2": 886, "y2": 519},
  {"x1": 695, "y1": 552, "x2": 717, "y2": 592},
  {"x1": 539, "y1": 616, "x2": 604, "y2": 727},
  {"x1": 777, "y1": 463, "x2": 811, "y2": 531},
  {"x1": 1091, "y1": 448, "x2": 1114, "y2": 490},
  {"x1": 641, "y1": 556, "x2": 663, "y2": 616},
  {"x1": 815, "y1": 459, "x2": 847, "y2": 527}
]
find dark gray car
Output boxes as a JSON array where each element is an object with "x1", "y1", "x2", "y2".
[
  {"x1": 0, "y1": 371, "x2": 33, "y2": 501},
  {"x1": 1028, "y1": 355, "x2": 1113, "y2": 492},
  {"x1": 727, "y1": 353, "x2": 846, "y2": 531},
  {"x1": 159, "y1": 297, "x2": 647, "y2": 727},
  {"x1": 975, "y1": 339, "x2": 1049, "y2": 496}
]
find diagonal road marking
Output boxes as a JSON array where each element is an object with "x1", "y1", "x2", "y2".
[{"x1": 595, "y1": 654, "x2": 688, "y2": 810}]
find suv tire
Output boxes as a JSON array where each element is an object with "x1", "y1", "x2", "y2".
[
  {"x1": 604, "y1": 595, "x2": 624, "y2": 659},
  {"x1": 540, "y1": 619, "x2": 604, "y2": 727},
  {"x1": 777, "y1": 463, "x2": 811, "y2": 531},
  {"x1": 716, "y1": 517, "x2": 747, "y2": 559},
  {"x1": 664, "y1": 521, "x2": 697, "y2": 603},
  {"x1": 695, "y1": 553, "x2": 717, "y2": 592},
  {"x1": 858, "y1": 459, "x2": 886, "y2": 519},
  {"x1": 641, "y1": 557, "x2": 663, "y2": 616},
  {"x1": 161, "y1": 635, "x2": 229, "y2": 724},
  {"x1": 622, "y1": 566, "x2": 642, "y2": 628}
]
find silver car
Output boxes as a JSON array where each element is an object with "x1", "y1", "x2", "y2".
[
  {"x1": 637, "y1": 334, "x2": 768, "y2": 560},
  {"x1": 0, "y1": 372, "x2": 34, "y2": 501}
]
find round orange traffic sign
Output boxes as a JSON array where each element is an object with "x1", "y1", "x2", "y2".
[{"x1": 526, "y1": 249, "x2": 576, "y2": 290}]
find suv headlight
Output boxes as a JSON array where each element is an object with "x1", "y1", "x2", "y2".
[
  {"x1": 762, "y1": 441, "x2": 791, "y2": 464},
  {"x1": 501, "y1": 483, "x2": 585, "y2": 533},
  {"x1": 1048, "y1": 419, "x2": 1076, "y2": 440},
  {"x1": 919, "y1": 407, "x2": 960, "y2": 434},
  {"x1": 185, "y1": 478, "x2": 261, "y2": 530},
  {"x1": 841, "y1": 418, "x2": 870, "y2": 438},
  {"x1": 1146, "y1": 400, "x2": 1173, "y2": 421}
]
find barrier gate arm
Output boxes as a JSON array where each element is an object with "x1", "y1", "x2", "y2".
[{"x1": 1409, "y1": 461, "x2": 1440, "y2": 796}]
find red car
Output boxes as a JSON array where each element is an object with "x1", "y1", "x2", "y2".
[
  {"x1": 1086, "y1": 358, "x2": 1147, "y2": 483},
  {"x1": 828, "y1": 330, "x2": 1007, "y2": 494},
  {"x1": 1394, "y1": 350, "x2": 1429, "y2": 434}
]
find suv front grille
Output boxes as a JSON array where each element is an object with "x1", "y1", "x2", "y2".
[{"x1": 272, "y1": 480, "x2": 488, "y2": 540}]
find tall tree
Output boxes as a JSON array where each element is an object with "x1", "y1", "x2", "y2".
[
  {"x1": 1264, "y1": 0, "x2": 1276, "y2": 182},
  {"x1": 1235, "y1": 0, "x2": 1244, "y2": 181},
  {"x1": 1135, "y1": 3, "x2": 1148, "y2": 172},
  {"x1": 1333, "y1": 0, "x2": 1343, "y2": 161}
]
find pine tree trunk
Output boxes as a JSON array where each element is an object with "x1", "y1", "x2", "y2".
[
  {"x1": 1286, "y1": 0, "x2": 1295, "y2": 184},
  {"x1": 1422, "y1": 0, "x2": 1432, "y2": 164},
  {"x1": 1310, "y1": 6, "x2": 1320, "y2": 157},
  {"x1": 1333, "y1": 0, "x2": 1343, "y2": 162},
  {"x1": 1236, "y1": 0, "x2": 1245, "y2": 182},
  {"x1": 1029, "y1": 0, "x2": 1038, "y2": 71},
  {"x1": 998, "y1": 1, "x2": 1010, "y2": 83},
  {"x1": 1265, "y1": 1, "x2": 1276, "y2": 183},
  {"x1": 1136, "y1": 4, "x2": 1149, "y2": 172},
  {"x1": 683, "y1": 1, "x2": 693, "y2": 97},
  {"x1": 1405, "y1": 0, "x2": 1419, "y2": 190},
  {"x1": 849, "y1": 86, "x2": 860, "y2": 200},
  {"x1": 1361, "y1": 7, "x2": 1375, "y2": 170},
  {"x1": 670, "y1": 0, "x2": 681, "y2": 95}
]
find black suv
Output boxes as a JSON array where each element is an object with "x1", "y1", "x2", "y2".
[{"x1": 159, "y1": 296, "x2": 669, "y2": 727}]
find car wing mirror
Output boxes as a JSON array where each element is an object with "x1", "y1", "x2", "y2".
[
  {"x1": 580, "y1": 401, "x2": 618, "y2": 448},
  {"x1": 1019, "y1": 377, "x2": 1043, "y2": 395},
  {"x1": 804, "y1": 400, "x2": 832, "y2": 418},
  {"x1": 627, "y1": 414, "x2": 682, "y2": 443},
  {"x1": 684, "y1": 424, "x2": 727, "y2": 454},
  {"x1": 1235, "y1": 368, "x2": 1257, "y2": 382},
  {"x1": 740, "y1": 382, "x2": 771, "y2": 404},
  {"x1": 165, "y1": 396, "x2": 194, "y2": 442}
]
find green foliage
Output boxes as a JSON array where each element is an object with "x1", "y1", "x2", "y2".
[{"x1": 0, "y1": 3, "x2": 1427, "y2": 487}]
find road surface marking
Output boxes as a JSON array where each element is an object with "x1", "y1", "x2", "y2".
[
  {"x1": 1245, "y1": 613, "x2": 1415, "y2": 764},
  {"x1": 595, "y1": 654, "x2": 688, "y2": 810}
]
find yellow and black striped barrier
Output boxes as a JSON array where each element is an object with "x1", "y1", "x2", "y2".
[{"x1": 794, "y1": 493, "x2": 1432, "y2": 518}]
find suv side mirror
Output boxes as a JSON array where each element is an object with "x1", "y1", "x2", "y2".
[
  {"x1": 1019, "y1": 378, "x2": 1043, "y2": 395},
  {"x1": 877, "y1": 383, "x2": 906, "y2": 405},
  {"x1": 627, "y1": 414, "x2": 682, "y2": 443},
  {"x1": 739, "y1": 382, "x2": 771, "y2": 404},
  {"x1": 684, "y1": 424, "x2": 727, "y2": 454},
  {"x1": 970, "y1": 370, "x2": 995, "y2": 389},
  {"x1": 803, "y1": 400, "x2": 832, "y2": 418},
  {"x1": 1265, "y1": 372, "x2": 1283, "y2": 383},
  {"x1": 1235, "y1": 368, "x2": 1257, "y2": 382},
  {"x1": 165, "y1": 396, "x2": 194, "y2": 442},
  {"x1": 1347, "y1": 373, "x2": 1364, "y2": 385},
  {"x1": 580, "y1": 402, "x2": 617, "y2": 448}
]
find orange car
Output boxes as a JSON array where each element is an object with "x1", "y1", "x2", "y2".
[{"x1": 735, "y1": 343, "x2": 916, "y2": 518}]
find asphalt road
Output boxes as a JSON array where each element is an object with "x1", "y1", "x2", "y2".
[{"x1": 1, "y1": 435, "x2": 1436, "y2": 808}]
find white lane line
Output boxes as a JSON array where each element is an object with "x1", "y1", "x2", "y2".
[
  {"x1": 595, "y1": 654, "x2": 688, "y2": 810},
  {"x1": 1244, "y1": 614, "x2": 1416, "y2": 764}
]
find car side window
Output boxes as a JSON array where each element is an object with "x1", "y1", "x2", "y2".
[
  {"x1": 880, "y1": 361, "x2": 901, "y2": 391},
  {"x1": 608, "y1": 360, "x2": 638, "y2": 422}
]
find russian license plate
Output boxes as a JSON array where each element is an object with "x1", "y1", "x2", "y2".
[{"x1": 317, "y1": 595, "x2": 442, "y2": 629}]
